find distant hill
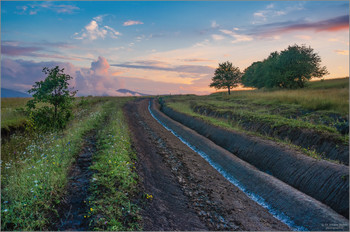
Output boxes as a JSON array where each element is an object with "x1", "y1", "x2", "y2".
[
  {"x1": 1, "y1": 88, "x2": 31, "y2": 98},
  {"x1": 117, "y1": 89, "x2": 148, "y2": 96}
]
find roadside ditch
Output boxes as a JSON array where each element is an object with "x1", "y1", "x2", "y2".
[{"x1": 156, "y1": 99, "x2": 349, "y2": 220}]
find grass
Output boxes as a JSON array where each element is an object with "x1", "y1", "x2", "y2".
[
  {"x1": 1, "y1": 98, "x2": 30, "y2": 131},
  {"x1": 1, "y1": 100, "x2": 105, "y2": 230},
  {"x1": 88, "y1": 99, "x2": 141, "y2": 231},
  {"x1": 1, "y1": 96, "x2": 141, "y2": 230},
  {"x1": 162, "y1": 78, "x2": 349, "y2": 162},
  {"x1": 165, "y1": 100, "x2": 342, "y2": 163},
  {"x1": 210, "y1": 77, "x2": 349, "y2": 116}
]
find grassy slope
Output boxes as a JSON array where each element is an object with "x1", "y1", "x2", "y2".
[
  {"x1": 1, "y1": 98, "x2": 30, "y2": 132},
  {"x1": 1, "y1": 97, "x2": 140, "y2": 230},
  {"x1": 164, "y1": 78, "x2": 349, "y2": 160}
]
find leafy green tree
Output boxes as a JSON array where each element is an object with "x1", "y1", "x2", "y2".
[
  {"x1": 277, "y1": 44, "x2": 328, "y2": 88},
  {"x1": 242, "y1": 44, "x2": 328, "y2": 89},
  {"x1": 209, "y1": 61, "x2": 242, "y2": 95},
  {"x1": 27, "y1": 66, "x2": 77, "y2": 130}
]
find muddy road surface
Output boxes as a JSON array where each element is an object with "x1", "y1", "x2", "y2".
[
  {"x1": 124, "y1": 99, "x2": 290, "y2": 231},
  {"x1": 55, "y1": 131, "x2": 96, "y2": 231}
]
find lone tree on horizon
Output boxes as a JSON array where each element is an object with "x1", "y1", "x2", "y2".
[{"x1": 209, "y1": 61, "x2": 242, "y2": 95}]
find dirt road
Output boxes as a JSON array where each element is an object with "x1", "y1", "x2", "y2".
[{"x1": 124, "y1": 99, "x2": 290, "y2": 231}]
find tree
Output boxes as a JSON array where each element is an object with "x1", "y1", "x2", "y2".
[
  {"x1": 242, "y1": 44, "x2": 328, "y2": 89},
  {"x1": 209, "y1": 61, "x2": 242, "y2": 95},
  {"x1": 27, "y1": 66, "x2": 77, "y2": 130},
  {"x1": 277, "y1": 44, "x2": 328, "y2": 88}
]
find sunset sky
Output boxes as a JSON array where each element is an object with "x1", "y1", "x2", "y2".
[{"x1": 1, "y1": 1, "x2": 349, "y2": 96}]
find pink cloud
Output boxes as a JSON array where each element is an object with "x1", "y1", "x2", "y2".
[
  {"x1": 1, "y1": 57, "x2": 125, "y2": 96},
  {"x1": 123, "y1": 20, "x2": 144, "y2": 26},
  {"x1": 255, "y1": 15, "x2": 349, "y2": 37},
  {"x1": 75, "y1": 56, "x2": 124, "y2": 96},
  {"x1": 2, "y1": 45, "x2": 42, "y2": 56},
  {"x1": 1, "y1": 42, "x2": 82, "y2": 61},
  {"x1": 334, "y1": 50, "x2": 349, "y2": 55},
  {"x1": 91, "y1": 56, "x2": 110, "y2": 75}
]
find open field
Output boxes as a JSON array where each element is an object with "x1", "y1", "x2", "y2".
[{"x1": 1, "y1": 78, "x2": 349, "y2": 231}]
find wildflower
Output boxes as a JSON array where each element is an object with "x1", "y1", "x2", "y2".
[
  {"x1": 3, "y1": 209, "x2": 8, "y2": 212},
  {"x1": 90, "y1": 208, "x2": 93, "y2": 212}
]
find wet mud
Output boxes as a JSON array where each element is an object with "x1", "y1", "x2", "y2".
[{"x1": 55, "y1": 131, "x2": 96, "y2": 231}]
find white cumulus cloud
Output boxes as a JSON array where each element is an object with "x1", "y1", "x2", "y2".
[{"x1": 74, "y1": 17, "x2": 121, "y2": 41}]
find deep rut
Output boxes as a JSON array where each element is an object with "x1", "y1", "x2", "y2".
[{"x1": 56, "y1": 131, "x2": 96, "y2": 231}]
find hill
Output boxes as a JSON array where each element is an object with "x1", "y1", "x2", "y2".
[
  {"x1": 1, "y1": 88, "x2": 31, "y2": 98},
  {"x1": 116, "y1": 89, "x2": 148, "y2": 96}
]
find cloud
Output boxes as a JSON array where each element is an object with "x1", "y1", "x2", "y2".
[
  {"x1": 123, "y1": 20, "x2": 144, "y2": 26},
  {"x1": 212, "y1": 34, "x2": 225, "y2": 41},
  {"x1": 294, "y1": 35, "x2": 312, "y2": 40},
  {"x1": 211, "y1": 21, "x2": 219, "y2": 28},
  {"x1": 111, "y1": 61, "x2": 215, "y2": 75},
  {"x1": 1, "y1": 42, "x2": 82, "y2": 61},
  {"x1": 253, "y1": 15, "x2": 349, "y2": 37},
  {"x1": 2, "y1": 45, "x2": 42, "y2": 56},
  {"x1": 252, "y1": 2, "x2": 303, "y2": 24},
  {"x1": 1, "y1": 58, "x2": 77, "y2": 92},
  {"x1": 266, "y1": 4, "x2": 274, "y2": 9},
  {"x1": 254, "y1": 12, "x2": 265, "y2": 18},
  {"x1": 16, "y1": 2, "x2": 79, "y2": 15},
  {"x1": 334, "y1": 50, "x2": 349, "y2": 55},
  {"x1": 75, "y1": 56, "x2": 125, "y2": 96},
  {"x1": 74, "y1": 17, "x2": 121, "y2": 41},
  {"x1": 219, "y1": 29, "x2": 253, "y2": 43},
  {"x1": 182, "y1": 58, "x2": 216, "y2": 63},
  {"x1": 91, "y1": 56, "x2": 110, "y2": 75},
  {"x1": 1, "y1": 57, "x2": 126, "y2": 96}
]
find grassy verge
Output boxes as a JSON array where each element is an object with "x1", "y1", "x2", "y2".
[
  {"x1": 164, "y1": 100, "x2": 340, "y2": 163},
  {"x1": 0, "y1": 98, "x2": 108, "y2": 230},
  {"x1": 88, "y1": 99, "x2": 141, "y2": 231}
]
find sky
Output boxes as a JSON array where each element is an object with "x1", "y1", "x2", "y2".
[{"x1": 1, "y1": 1, "x2": 349, "y2": 96}]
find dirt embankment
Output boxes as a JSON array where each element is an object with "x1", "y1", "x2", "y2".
[
  {"x1": 124, "y1": 99, "x2": 290, "y2": 231},
  {"x1": 192, "y1": 104, "x2": 349, "y2": 165},
  {"x1": 160, "y1": 101, "x2": 349, "y2": 219}
]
